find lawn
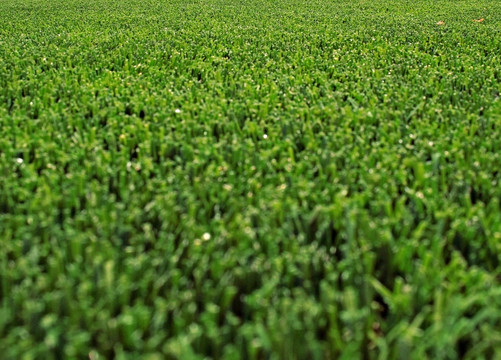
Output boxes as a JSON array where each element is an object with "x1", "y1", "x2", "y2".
[{"x1": 1, "y1": 0, "x2": 501, "y2": 358}]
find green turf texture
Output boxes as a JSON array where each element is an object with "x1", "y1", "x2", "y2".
[{"x1": 1, "y1": 0, "x2": 501, "y2": 358}]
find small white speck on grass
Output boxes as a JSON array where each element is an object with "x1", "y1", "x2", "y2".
[
  {"x1": 16, "y1": 158, "x2": 23, "y2": 164},
  {"x1": 202, "y1": 232, "x2": 211, "y2": 241},
  {"x1": 89, "y1": 350, "x2": 99, "y2": 360},
  {"x1": 175, "y1": 108, "x2": 181, "y2": 114},
  {"x1": 263, "y1": 134, "x2": 268, "y2": 139},
  {"x1": 277, "y1": 184, "x2": 287, "y2": 191}
]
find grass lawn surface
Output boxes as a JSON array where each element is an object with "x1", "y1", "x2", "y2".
[{"x1": 1, "y1": 0, "x2": 501, "y2": 358}]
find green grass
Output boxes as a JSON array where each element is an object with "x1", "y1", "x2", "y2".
[{"x1": 1, "y1": 0, "x2": 501, "y2": 358}]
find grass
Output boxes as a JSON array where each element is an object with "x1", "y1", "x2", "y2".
[{"x1": 1, "y1": 0, "x2": 501, "y2": 358}]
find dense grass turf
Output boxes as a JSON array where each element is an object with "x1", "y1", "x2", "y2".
[{"x1": 1, "y1": 0, "x2": 501, "y2": 358}]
